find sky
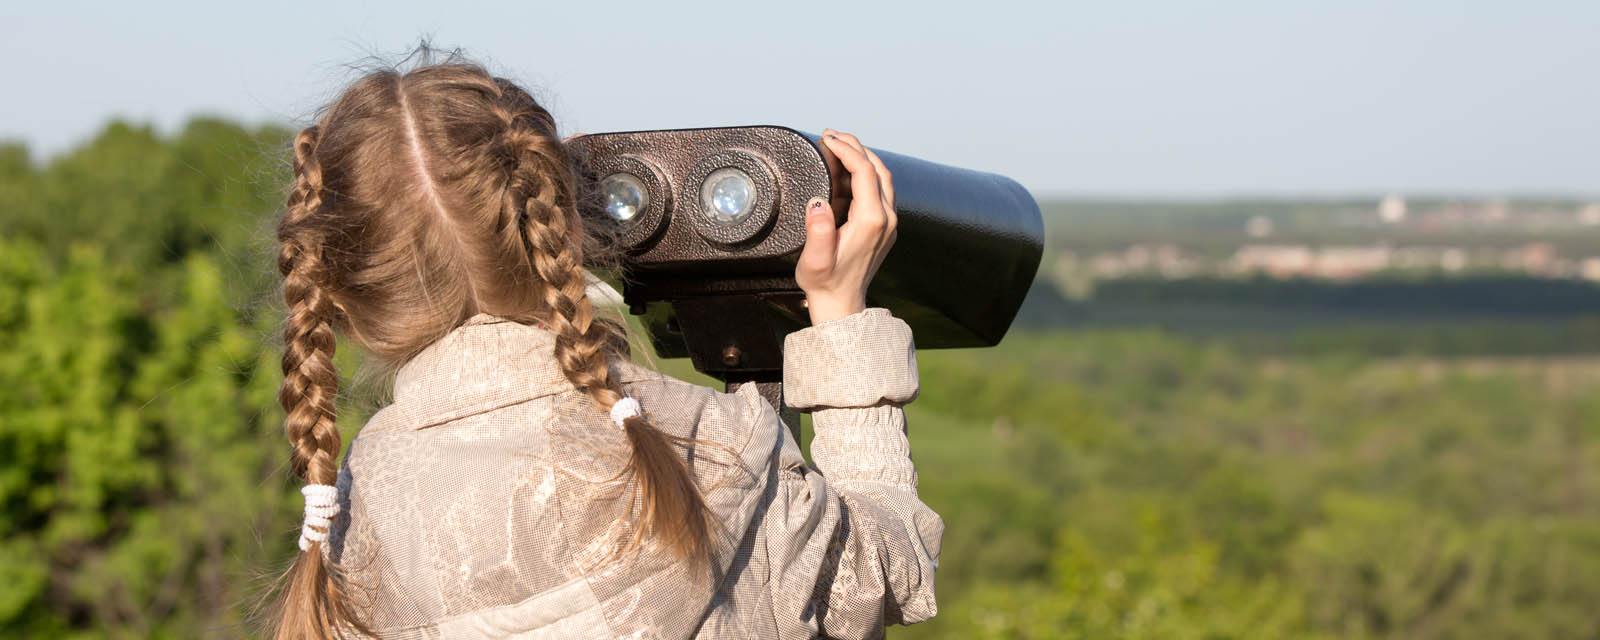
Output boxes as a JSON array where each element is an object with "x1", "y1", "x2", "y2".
[{"x1": 1, "y1": 0, "x2": 1596, "y2": 199}]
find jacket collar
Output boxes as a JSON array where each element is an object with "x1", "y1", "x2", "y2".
[
  {"x1": 386, "y1": 314, "x2": 659, "y2": 431},
  {"x1": 389, "y1": 314, "x2": 571, "y2": 430}
]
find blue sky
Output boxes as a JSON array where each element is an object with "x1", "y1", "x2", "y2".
[{"x1": 1, "y1": 0, "x2": 1595, "y2": 198}]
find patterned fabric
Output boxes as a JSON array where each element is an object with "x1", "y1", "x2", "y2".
[{"x1": 327, "y1": 308, "x2": 942, "y2": 638}]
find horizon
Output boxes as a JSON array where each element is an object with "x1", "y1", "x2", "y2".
[{"x1": 10, "y1": 115, "x2": 1598, "y2": 204}]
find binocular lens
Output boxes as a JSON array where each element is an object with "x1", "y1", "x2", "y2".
[
  {"x1": 600, "y1": 173, "x2": 649, "y2": 222},
  {"x1": 700, "y1": 167, "x2": 756, "y2": 226}
]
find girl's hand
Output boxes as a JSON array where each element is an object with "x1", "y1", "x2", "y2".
[{"x1": 796, "y1": 129, "x2": 898, "y2": 326}]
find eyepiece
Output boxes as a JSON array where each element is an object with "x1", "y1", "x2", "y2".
[
  {"x1": 584, "y1": 154, "x2": 671, "y2": 250},
  {"x1": 686, "y1": 150, "x2": 777, "y2": 246},
  {"x1": 700, "y1": 168, "x2": 756, "y2": 226},
  {"x1": 600, "y1": 172, "x2": 649, "y2": 222}
]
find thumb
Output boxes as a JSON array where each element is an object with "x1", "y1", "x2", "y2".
[{"x1": 796, "y1": 197, "x2": 837, "y2": 277}]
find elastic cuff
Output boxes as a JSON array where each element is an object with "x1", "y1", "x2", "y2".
[{"x1": 782, "y1": 307, "x2": 918, "y2": 410}]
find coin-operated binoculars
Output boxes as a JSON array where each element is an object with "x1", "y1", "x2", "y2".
[{"x1": 568, "y1": 126, "x2": 1043, "y2": 435}]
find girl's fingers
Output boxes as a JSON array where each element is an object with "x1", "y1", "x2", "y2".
[
  {"x1": 819, "y1": 135, "x2": 882, "y2": 224},
  {"x1": 799, "y1": 130, "x2": 898, "y2": 324},
  {"x1": 796, "y1": 197, "x2": 839, "y2": 278},
  {"x1": 862, "y1": 147, "x2": 892, "y2": 203},
  {"x1": 862, "y1": 146, "x2": 896, "y2": 231},
  {"x1": 826, "y1": 129, "x2": 866, "y2": 153},
  {"x1": 826, "y1": 129, "x2": 893, "y2": 216}
]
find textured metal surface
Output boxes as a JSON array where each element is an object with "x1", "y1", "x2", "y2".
[
  {"x1": 569, "y1": 126, "x2": 829, "y2": 270},
  {"x1": 567, "y1": 126, "x2": 1042, "y2": 378},
  {"x1": 670, "y1": 295, "x2": 785, "y2": 376}
]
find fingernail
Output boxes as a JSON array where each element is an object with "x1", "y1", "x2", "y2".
[{"x1": 807, "y1": 197, "x2": 826, "y2": 214}]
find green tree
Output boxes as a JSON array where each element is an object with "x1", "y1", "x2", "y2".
[{"x1": 0, "y1": 238, "x2": 301, "y2": 637}]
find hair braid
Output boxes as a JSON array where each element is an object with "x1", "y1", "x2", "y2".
[
  {"x1": 278, "y1": 125, "x2": 342, "y2": 487},
  {"x1": 489, "y1": 81, "x2": 714, "y2": 570},
  {"x1": 269, "y1": 125, "x2": 370, "y2": 639}
]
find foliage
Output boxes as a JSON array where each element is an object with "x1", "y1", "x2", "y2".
[
  {"x1": 0, "y1": 238, "x2": 304, "y2": 637},
  {"x1": 0, "y1": 120, "x2": 305, "y2": 637},
  {"x1": 0, "y1": 119, "x2": 290, "y2": 305},
  {"x1": 900, "y1": 330, "x2": 1600, "y2": 639}
]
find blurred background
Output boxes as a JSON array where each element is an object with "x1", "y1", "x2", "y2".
[{"x1": 3, "y1": 1, "x2": 1598, "y2": 637}]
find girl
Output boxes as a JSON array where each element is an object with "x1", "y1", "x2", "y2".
[{"x1": 271, "y1": 52, "x2": 939, "y2": 639}]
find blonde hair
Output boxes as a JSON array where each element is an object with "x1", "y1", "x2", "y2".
[{"x1": 270, "y1": 50, "x2": 712, "y2": 638}]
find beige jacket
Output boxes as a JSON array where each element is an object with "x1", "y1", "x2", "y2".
[{"x1": 328, "y1": 308, "x2": 942, "y2": 639}]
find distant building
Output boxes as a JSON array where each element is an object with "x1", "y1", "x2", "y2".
[
  {"x1": 1315, "y1": 246, "x2": 1392, "y2": 280},
  {"x1": 1580, "y1": 204, "x2": 1600, "y2": 227},
  {"x1": 1231, "y1": 245, "x2": 1315, "y2": 278},
  {"x1": 1379, "y1": 194, "x2": 1407, "y2": 224},
  {"x1": 1581, "y1": 258, "x2": 1600, "y2": 282},
  {"x1": 1502, "y1": 242, "x2": 1559, "y2": 276}
]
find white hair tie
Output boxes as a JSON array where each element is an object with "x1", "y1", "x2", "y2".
[
  {"x1": 299, "y1": 484, "x2": 340, "y2": 551},
  {"x1": 609, "y1": 397, "x2": 641, "y2": 429}
]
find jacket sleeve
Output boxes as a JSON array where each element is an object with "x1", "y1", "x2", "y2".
[{"x1": 747, "y1": 307, "x2": 943, "y2": 639}]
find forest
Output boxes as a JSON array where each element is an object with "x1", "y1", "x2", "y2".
[{"x1": 2, "y1": 119, "x2": 1598, "y2": 638}]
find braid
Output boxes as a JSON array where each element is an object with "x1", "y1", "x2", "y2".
[
  {"x1": 490, "y1": 81, "x2": 714, "y2": 570},
  {"x1": 483, "y1": 80, "x2": 614, "y2": 404},
  {"x1": 282, "y1": 126, "x2": 323, "y2": 228},
  {"x1": 278, "y1": 265, "x2": 341, "y2": 485},
  {"x1": 278, "y1": 125, "x2": 342, "y2": 487},
  {"x1": 269, "y1": 125, "x2": 370, "y2": 639}
]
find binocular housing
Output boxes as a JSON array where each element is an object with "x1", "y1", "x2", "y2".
[{"x1": 567, "y1": 126, "x2": 1042, "y2": 383}]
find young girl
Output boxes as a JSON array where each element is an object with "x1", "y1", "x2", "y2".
[{"x1": 271, "y1": 54, "x2": 939, "y2": 639}]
